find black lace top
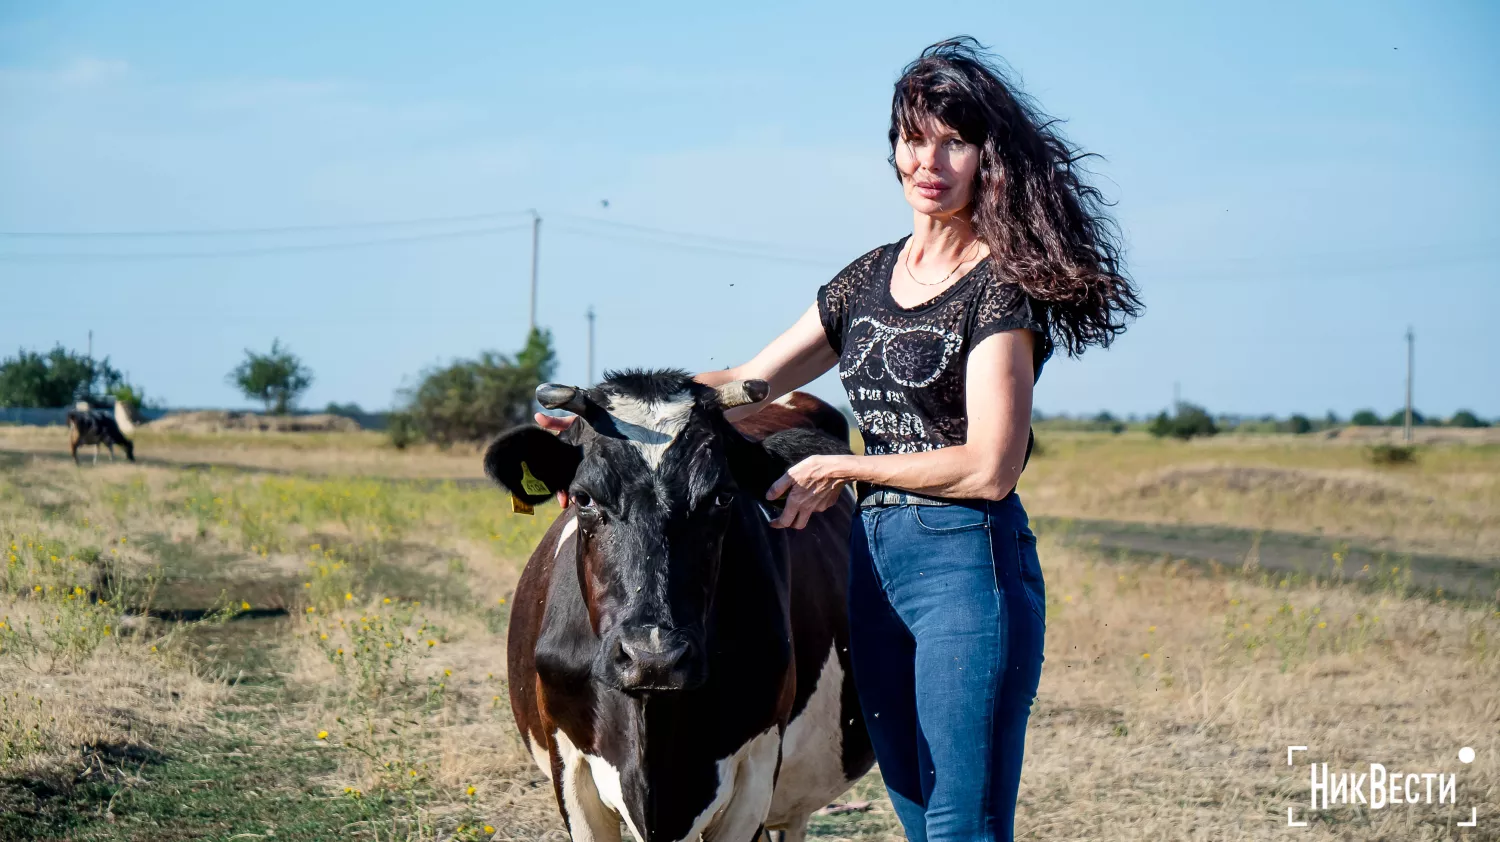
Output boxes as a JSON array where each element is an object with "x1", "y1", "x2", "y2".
[{"x1": 817, "y1": 236, "x2": 1051, "y2": 458}]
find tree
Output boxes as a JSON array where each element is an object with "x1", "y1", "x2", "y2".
[
  {"x1": 1350, "y1": 409, "x2": 1381, "y2": 426},
  {"x1": 1448, "y1": 410, "x2": 1488, "y2": 428},
  {"x1": 1385, "y1": 408, "x2": 1425, "y2": 427},
  {"x1": 0, "y1": 345, "x2": 123, "y2": 407},
  {"x1": 1285, "y1": 414, "x2": 1313, "y2": 434},
  {"x1": 1149, "y1": 403, "x2": 1218, "y2": 441},
  {"x1": 395, "y1": 328, "x2": 556, "y2": 446},
  {"x1": 228, "y1": 339, "x2": 313, "y2": 415}
]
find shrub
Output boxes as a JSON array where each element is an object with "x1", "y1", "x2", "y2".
[
  {"x1": 108, "y1": 382, "x2": 153, "y2": 419},
  {"x1": 1149, "y1": 403, "x2": 1219, "y2": 441},
  {"x1": 1283, "y1": 414, "x2": 1313, "y2": 434},
  {"x1": 1350, "y1": 409, "x2": 1382, "y2": 426},
  {"x1": 1367, "y1": 444, "x2": 1417, "y2": 466},
  {"x1": 1092, "y1": 411, "x2": 1126, "y2": 434},
  {"x1": 395, "y1": 329, "x2": 555, "y2": 446},
  {"x1": 386, "y1": 411, "x2": 418, "y2": 450}
]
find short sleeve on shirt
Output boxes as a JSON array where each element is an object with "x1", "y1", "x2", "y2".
[
  {"x1": 971, "y1": 277, "x2": 1042, "y2": 339},
  {"x1": 816, "y1": 246, "x2": 884, "y2": 356},
  {"x1": 970, "y1": 277, "x2": 1053, "y2": 371}
]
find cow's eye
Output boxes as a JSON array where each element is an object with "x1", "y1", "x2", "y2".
[
  {"x1": 572, "y1": 491, "x2": 595, "y2": 511},
  {"x1": 711, "y1": 491, "x2": 735, "y2": 508}
]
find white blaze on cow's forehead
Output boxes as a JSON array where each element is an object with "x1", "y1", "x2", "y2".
[{"x1": 604, "y1": 391, "x2": 695, "y2": 470}]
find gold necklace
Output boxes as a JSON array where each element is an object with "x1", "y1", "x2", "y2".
[{"x1": 904, "y1": 238, "x2": 979, "y2": 287}]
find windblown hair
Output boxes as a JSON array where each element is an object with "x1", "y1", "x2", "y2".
[{"x1": 890, "y1": 37, "x2": 1142, "y2": 356}]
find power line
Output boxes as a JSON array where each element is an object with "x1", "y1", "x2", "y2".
[
  {"x1": 549, "y1": 221, "x2": 838, "y2": 267},
  {"x1": 0, "y1": 210, "x2": 531, "y2": 239},
  {"x1": 553, "y1": 212, "x2": 842, "y2": 262},
  {"x1": 0, "y1": 223, "x2": 532, "y2": 262}
]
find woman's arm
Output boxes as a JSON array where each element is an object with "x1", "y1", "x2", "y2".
[
  {"x1": 766, "y1": 328, "x2": 1035, "y2": 528},
  {"x1": 694, "y1": 303, "x2": 838, "y2": 421},
  {"x1": 534, "y1": 302, "x2": 837, "y2": 433}
]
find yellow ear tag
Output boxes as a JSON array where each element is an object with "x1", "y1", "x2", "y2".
[
  {"x1": 511, "y1": 494, "x2": 535, "y2": 516},
  {"x1": 518, "y1": 461, "x2": 550, "y2": 496}
]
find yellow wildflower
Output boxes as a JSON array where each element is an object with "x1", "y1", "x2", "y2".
[{"x1": 317, "y1": 730, "x2": 329, "y2": 740}]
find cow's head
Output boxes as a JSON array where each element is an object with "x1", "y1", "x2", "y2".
[{"x1": 485, "y1": 369, "x2": 842, "y2": 694}]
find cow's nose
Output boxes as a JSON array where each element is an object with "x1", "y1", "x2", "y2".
[{"x1": 611, "y1": 627, "x2": 696, "y2": 691}]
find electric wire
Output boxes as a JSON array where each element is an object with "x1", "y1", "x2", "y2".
[
  {"x1": 0, "y1": 210, "x2": 531, "y2": 239},
  {"x1": 0, "y1": 223, "x2": 532, "y2": 262}
]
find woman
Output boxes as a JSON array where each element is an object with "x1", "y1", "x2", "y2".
[{"x1": 542, "y1": 37, "x2": 1140, "y2": 842}]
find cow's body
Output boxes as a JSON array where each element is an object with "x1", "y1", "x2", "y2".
[
  {"x1": 66, "y1": 410, "x2": 135, "y2": 464},
  {"x1": 489, "y1": 373, "x2": 872, "y2": 842}
]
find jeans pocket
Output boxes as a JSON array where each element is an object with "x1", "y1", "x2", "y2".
[
  {"x1": 1015, "y1": 529, "x2": 1046, "y2": 623},
  {"x1": 911, "y1": 505, "x2": 989, "y2": 534}
]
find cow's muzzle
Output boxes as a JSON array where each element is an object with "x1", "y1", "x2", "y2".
[{"x1": 606, "y1": 625, "x2": 703, "y2": 692}]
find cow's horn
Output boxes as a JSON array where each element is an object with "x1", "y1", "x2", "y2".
[
  {"x1": 536, "y1": 383, "x2": 591, "y2": 415},
  {"x1": 714, "y1": 379, "x2": 769, "y2": 409}
]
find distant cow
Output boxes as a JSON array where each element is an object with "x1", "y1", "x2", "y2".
[
  {"x1": 66, "y1": 409, "x2": 135, "y2": 464},
  {"x1": 484, "y1": 370, "x2": 872, "y2": 842}
]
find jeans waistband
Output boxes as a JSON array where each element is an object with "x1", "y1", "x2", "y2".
[{"x1": 855, "y1": 481, "x2": 977, "y2": 509}]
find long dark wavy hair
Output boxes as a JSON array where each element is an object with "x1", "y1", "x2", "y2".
[{"x1": 890, "y1": 37, "x2": 1142, "y2": 356}]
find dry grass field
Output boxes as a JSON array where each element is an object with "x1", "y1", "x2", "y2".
[{"x1": 0, "y1": 426, "x2": 1496, "y2": 840}]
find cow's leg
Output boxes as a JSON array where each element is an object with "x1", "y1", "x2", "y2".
[
  {"x1": 93, "y1": 443, "x2": 100, "y2": 464},
  {"x1": 768, "y1": 813, "x2": 809, "y2": 842},
  {"x1": 106, "y1": 441, "x2": 115, "y2": 462},
  {"x1": 701, "y1": 729, "x2": 782, "y2": 842},
  {"x1": 552, "y1": 731, "x2": 623, "y2": 842}
]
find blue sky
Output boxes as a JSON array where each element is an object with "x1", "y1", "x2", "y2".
[{"x1": 2, "y1": 1, "x2": 1496, "y2": 418}]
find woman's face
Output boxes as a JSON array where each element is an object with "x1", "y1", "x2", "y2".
[{"x1": 894, "y1": 117, "x2": 981, "y2": 218}]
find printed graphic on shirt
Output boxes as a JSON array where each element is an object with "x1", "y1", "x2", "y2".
[{"x1": 842, "y1": 317, "x2": 965, "y2": 389}]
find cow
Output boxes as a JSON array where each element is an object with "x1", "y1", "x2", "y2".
[
  {"x1": 483, "y1": 370, "x2": 873, "y2": 842},
  {"x1": 66, "y1": 409, "x2": 135, "y2": 465}
]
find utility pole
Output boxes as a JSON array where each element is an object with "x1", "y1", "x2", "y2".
[
  {"x1": 87, "y1": 329, "x2": 92, "y2": 361},
  {"x1": 1404, "y1": 326, "x2": 1414, "y2": 443},
  {"x1": 528, "y1": 209, "x2": 541, "y2": 333},
  {"x1": 586, "y1": 306, "x2": 596, "y2": 384}
]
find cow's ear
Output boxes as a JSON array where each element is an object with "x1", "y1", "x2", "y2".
[{"x1": 483, "y1": 426, "x2": 583, "y2": 504}]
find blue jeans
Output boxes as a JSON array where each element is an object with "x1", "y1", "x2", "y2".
[{"x1": 847, "y1": 493, "x2": 1046, "y2": 842}]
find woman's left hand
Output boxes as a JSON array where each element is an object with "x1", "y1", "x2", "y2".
[{"x1": 766, "y1": 455, "x2": 850, "y2": 530}]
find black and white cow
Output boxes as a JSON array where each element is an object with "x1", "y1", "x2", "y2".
[
  {"x1": 485, "y1": 370, "x2": 873, "y2": 842},
  {"x1": 66, "y1": 409, "x2": 135, "y2": 465}
]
